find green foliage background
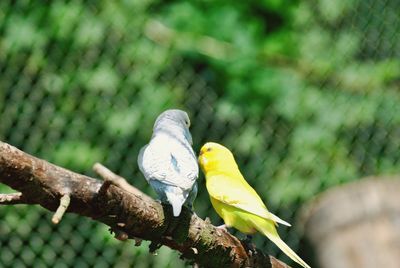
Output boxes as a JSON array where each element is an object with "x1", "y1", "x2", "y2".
[{"x1": 0, "y1": 0, "x2": 399, "y2": 267}]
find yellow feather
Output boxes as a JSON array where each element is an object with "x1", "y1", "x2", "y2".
[{"x1": 199, "y1": 142, "x2": 311, "y2": 268}]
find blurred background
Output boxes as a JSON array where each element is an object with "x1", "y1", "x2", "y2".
[{"x1": 0, "y1": 0, "x2": 399, "y2": 267}]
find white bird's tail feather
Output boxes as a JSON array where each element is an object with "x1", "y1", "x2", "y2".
[{"x1": 165, "y1": 190, "x2": 187, "y2": 217}]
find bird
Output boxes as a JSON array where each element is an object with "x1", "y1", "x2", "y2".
[
  {"x1": 198, "y1": 142, "x2": 311, "y2": 268},
  {"x1": 138, "y1": 109, "x2": 198, "y2": 217}
]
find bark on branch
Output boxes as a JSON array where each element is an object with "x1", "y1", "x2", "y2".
[{"x1": 0, "y1": 141, "x2": 289, "y2": 268}]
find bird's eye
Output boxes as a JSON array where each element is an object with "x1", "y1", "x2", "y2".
[
  {"x1": 206, "y1": 147, "x2": 212, "y2": 152},
  {"x1": 185, "y1": 120, "x2": 190, "y2": 126}
]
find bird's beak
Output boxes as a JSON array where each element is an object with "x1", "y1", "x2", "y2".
[
  {"x1": 184, "y1": 128, "x2": 193, "y2": 145},
  {"x1": 198, "y1": 150, "x2": 207, "y2": 167}
]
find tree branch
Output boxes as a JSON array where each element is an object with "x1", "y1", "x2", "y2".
[
  {"x1": 0, "y1": 141, "x2": 290, "y2": 268},
  {"x1": 0, "y1": 192, "x2": 28, "y2": 205}
]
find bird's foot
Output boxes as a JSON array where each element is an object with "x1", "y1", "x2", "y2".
[
  {"x1": 216, "y1": 224, "x2": 228, "y2": 232},
  {"x1": 149, "y1": 241, "x2": 162, "y2": 255},
  {"x1": 244, "y1": 235, "x2": 253, "y2": 244},
  {"x1": 108, "y1": 227, "x2": 129, "y2": 241},
  {"x1": 242, "y1": 235, "x2": 256, "y2": 256}
]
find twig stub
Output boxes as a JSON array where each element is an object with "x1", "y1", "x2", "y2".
[
  {"x1": 93, "y1": 162, "x2": 151, "y2": 201},
  {"x1": 0, "y1": 192, "x2": 26, "y2": 205},
  {"x1": 52, "y1": 195, "x2": 71, "y2": 224}
]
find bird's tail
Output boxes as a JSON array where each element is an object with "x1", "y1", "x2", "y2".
[
  {"x1": 165, "y1": 188, "x2": 187, "y2": 217},
  {"x1": 251, "y1": 217, "x2": 311, "y2": 268}
]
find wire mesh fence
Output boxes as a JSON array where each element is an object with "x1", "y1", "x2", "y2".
[{"x1": 0, "y1": 0, "x2": 399, "y2": 267}]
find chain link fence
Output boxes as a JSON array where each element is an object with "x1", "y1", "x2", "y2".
[{"x1": 0, "y1": 0, "x2": 399, "y2": 267}]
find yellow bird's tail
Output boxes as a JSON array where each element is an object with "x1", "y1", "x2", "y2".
[{"x1": 250, "y1": 217, "x2": 311, "y2": 268}]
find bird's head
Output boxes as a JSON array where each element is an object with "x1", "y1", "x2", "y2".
[
  {"x1": 198, "y1": 142, "x2": 237, "y2": 175},
  {"x1": 153, "y1": 109, "x2": 193, "y2": 144},
  {"x1": 154, "y1": 109, "x2": 190, "y2": 128}
]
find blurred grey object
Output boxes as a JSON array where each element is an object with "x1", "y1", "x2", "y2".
[{"x1": 302, "y1": 178, "x2": 400, "y2": 268}]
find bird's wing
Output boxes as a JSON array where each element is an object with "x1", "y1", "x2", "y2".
[
  {"x1": 164, "y1": 148, "x2": 198, "y2": 190},
  {"x1": 207, "y1": 174, "x2": 291, "y2": 226},
  {"x1": 137, "y1": 144, "x2": 148, "y2": 174},
  {"x1": 139, "y1": 137, "x2": 198, "y2": 191}
]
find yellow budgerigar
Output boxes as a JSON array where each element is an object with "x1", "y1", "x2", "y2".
[{"x1": 198, "y1": 142, "x2": 311, "y2": 268}]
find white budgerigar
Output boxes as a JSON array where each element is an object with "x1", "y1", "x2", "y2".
[{"x1": 138, "y1": 109, "x2": 198, "y2": 217}]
